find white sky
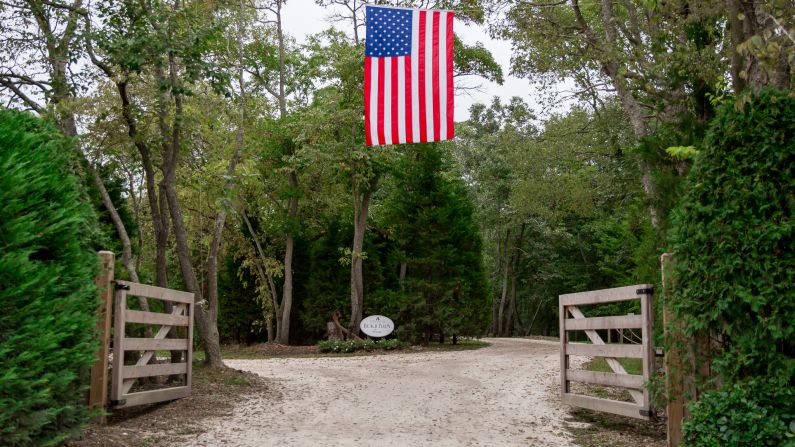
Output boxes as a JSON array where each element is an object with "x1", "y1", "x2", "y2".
[{"x1": 281, "y1": 0, "x2": 562, "y2": 122}]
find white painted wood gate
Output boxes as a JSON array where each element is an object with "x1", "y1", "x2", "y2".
[{"x1": 559, "y1": 284, "x2": 654, "y2": 420}]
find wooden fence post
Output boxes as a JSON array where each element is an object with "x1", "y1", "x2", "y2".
[
  {"x1": 661, "y1": 253, "x2": 684, "y2": 447},
  {"x1": 88, "y1": 251, "x2": 114, "y2": 424}
]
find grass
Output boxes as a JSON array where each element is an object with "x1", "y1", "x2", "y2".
[
  {"x1": 565, "y1": 357, "x2": 665, "y2": 446},
  {"x1": 422, "y1": 338, "x2": 490, "y2": 351},
  {"x1": 586, "y1": 357, "x2": 643, "y2": 375}
]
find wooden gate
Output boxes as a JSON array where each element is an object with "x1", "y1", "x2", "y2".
[
  {"x1": 559, "y1": 284, "x2": 654, "y2": 420},
  {"x1": 111, "y1": 280, "x2": 194, "y2": 408}
]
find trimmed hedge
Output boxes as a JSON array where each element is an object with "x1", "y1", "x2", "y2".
[
  {"x1": 669, "y1": 90, "x2": 795, "y2": 444},
  {"x1": 0, "y1": 109, "x2": 99, "y2": 446}
]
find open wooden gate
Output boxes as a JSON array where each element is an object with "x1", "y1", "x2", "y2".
[
  {"x1": 559, "y1": 284, "x2": 654, "y2": 420},
  {"x1": 111, "y1": 280, "x2": 194, "y2": 408}
]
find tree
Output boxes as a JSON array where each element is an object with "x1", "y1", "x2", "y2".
[
  {"x1": 0, "y1": 0, "x2": 143, "y2": 285},
  {"x1": 88, "y1": 0, "x2": 237, "y2": 366},
  {"x1": 0, "y1": 109, "x2": 99, "y2": 446},
  {"x1": 380, "y1": 143, "x2": 489, "y2": 343},
  {"x1": 492, "y1": 0, "x2": 794, "y2": 227}
]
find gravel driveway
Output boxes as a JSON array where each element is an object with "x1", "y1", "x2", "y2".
[{"x1": 186, "y1": 338, "x2": 576, "y2": 446}]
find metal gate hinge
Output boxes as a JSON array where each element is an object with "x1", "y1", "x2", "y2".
[
  {"x1": 110, "y1": 399, "x2": 126, "y2": 407},
  {"x1": 115, "y1": 283, "x2": 130, "y2": 290},
  {"x1": 636, "y1": 287, "x2": 654, "y2": 295},
  {"x1": 639, "y1": 409, "x2": 655, "y2": 418}
]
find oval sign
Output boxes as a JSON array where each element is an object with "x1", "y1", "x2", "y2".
[{"x1": 360, "y1": 315, "x2": 395, "y2": 337}]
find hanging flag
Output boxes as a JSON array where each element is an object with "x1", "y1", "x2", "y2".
[{"x1": 364, "y1": 5, "x2": 454, "y2": 146}]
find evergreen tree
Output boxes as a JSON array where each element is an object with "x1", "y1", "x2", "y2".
[
  {"x1": 382, "y1": 144, "x2": 489, "y2": 344},
  {"x1": 0, "y1": 109, "x2": 99, "y2": 446}
]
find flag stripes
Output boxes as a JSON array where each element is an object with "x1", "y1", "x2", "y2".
[{"x1": 365, "y1": 7, "x2": 454, "y2": 146}]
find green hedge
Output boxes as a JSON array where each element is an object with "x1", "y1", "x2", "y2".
[
  {"x1": 669, "y1": 90, "x2": 795, "y2": 444},
  {"x1": 0, "y1": 109, "x2": 99, "y2": 446}
]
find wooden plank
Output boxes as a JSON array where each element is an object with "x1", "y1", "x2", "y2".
[
  {"x1": 89, "y1": 251, "x2": 114, "y2": 424},
  {"x1": 562, "y1": 393, "x2": 649, "y2": 420},
  {"x1": 124, "y1": 338, "x2": 189, "y2": 351},
  {"x1": 560, "y1": 284, "x2": 653, "y2": 306},
  {"x1": 566, "y1": 342, "x2": 644, "y2": 358},
  {"x1": 641, "y1": 290, "x2": 654, "y2": 419},
  {"x1": 110, "y1": 289, "x2": 126, "y2": 404},
  {"x1": 121, "y1": 304, "x2": 187, "y2": 395},
  {"x1": 566, "y1": 369, "x2": 645, "y2": 389},
  {"x1": 566, "y1": 314, "x2": 643, "y2": 330},
  {"x1": 116, "y1": 280, "x2": 194, "y2": 304},
  {"x1": 125, "y1": 309, "x2": 190, "y2": 326},
  {"x1": 661, "y1": 253, "x2": 683, "y2": 447},
  {"x1": 116, "y1": 386, "x2": 191, "y2": 408},
  {"x1": 123, "y1": 362, "x2": 188, "y2": 379},
  {"x1": 186, "y1": 301, "x2": 194, "y2": 389},
  {"x1": 566, "y1": 306, "x2": 645, "y2": 405},
  {"x1": 560, "y1": 301, "x2": 567, "y2": 396}
]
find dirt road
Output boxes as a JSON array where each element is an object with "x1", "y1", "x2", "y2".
[{"x1": 187, "y1": 338, "x2": 576, "y2": 446}]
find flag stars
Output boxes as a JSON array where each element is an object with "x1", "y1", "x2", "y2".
[{"x1": 365, "y1": 6, "x2": 413, "y2": 57}]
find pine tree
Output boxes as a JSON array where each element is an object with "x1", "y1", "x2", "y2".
[{"x1": 382, "y1": 144, "x2": 489, "y2": 344}]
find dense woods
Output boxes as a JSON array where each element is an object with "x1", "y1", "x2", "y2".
[{"x1": 1, "y1": 0, "x2": 794, "y2": 444}]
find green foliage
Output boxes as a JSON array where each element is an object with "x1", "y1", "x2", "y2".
[
  {"x1": 683, "y1": 379, "x2": 795, "y2": 447},
  {"x1": 665, "y1": 146, "x2": 700, "y2": 160},
  {"x1": 454, "y1": 99, "x2": 658, "y2": 337},
  {"x1": 0, "y1": 110, "x2": 99, "y2": 446},
  {"x1": 379, "y1": 144, "x2": 490, "y2": 343},
  {"x1": 317, "y1": 339, "x2": 407, "y2": 353},
  {"x1": 669, "y1": 89, "x2": 795, "y2": 385},
  {"x1": 218, "y1": 255, "x2": 265, "y2": 344}
]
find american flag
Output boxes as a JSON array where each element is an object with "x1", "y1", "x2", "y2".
[{"x1": 365, "y1": 5, "x2": 454, "y2": 146}]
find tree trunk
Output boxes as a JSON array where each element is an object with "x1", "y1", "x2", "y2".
[
  {"x1": 505, "y1": 270, "x2": 518, "y2": 336},
  {"x1": 349, "y1": 187, "x2": 373, "y2": 338},
  {"x1": 159, "y1": 41, "x2": 223, "y2": 367},
  {"x1": 399, "y1": 260, "x2": 407, "y2": 291},
  {"x1": 278, "y1": 232, "x2": 295, "y2": 344},
  {"x1": 497, "y1": 228, "x2": 511, "y2": 336},
  {"x1": 503, "y1": 222, "x2": 525, "y2": 336},
  {"x1": 728, "y1": 0, "x2": 747, "y2": 93},
  {"x1": 91, "y1": 167, "x2": 139, "y2": 283}
]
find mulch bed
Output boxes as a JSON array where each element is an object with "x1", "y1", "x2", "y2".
[
  {"x1": 565, "y1": 408, "x2": 666, "y2": 447},
  {"x1": 67, "y1": 365, "x2": 274, "y2": 447}
]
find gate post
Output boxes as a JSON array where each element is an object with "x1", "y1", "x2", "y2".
[
  {"x1": 89, "y1": 251, "x2": 114, "y2": 424},
  {"x1": 662, "y1": 253, "x2": 684, "y2": 446}
]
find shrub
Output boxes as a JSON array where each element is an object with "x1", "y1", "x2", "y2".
[
  {"x1": 317, "y1": 339, "x2": 408, "y2": 353},
  {"x1": 683, "y1": 379, "x2": 795, "y2": 446},
  {"x1": 669, "y1": 89, "x2": 794, "y2": 384},
  {"x1": 0, "y1": 109, "x2": 100, "y2": 446},
  {"x1": 669, "y1": 90, "x2": 795, "y2": 445}
]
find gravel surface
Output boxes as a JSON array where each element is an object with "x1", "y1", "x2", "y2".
[{"x1": 186, "y1": 338, "x2": 577, "y2": 447}]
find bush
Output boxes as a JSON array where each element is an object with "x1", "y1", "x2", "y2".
[
  {"x1": 669, "y1": 90, "x2": 795, "y2": 446},
  {"x1": 669, "y1": 89, "x2": 794, "y2": 384},
  {"x1": 0, "y1": 110, "x2": 100, "y2": 446},
  {"x1": 683, "y1": 379, "x2": 795, "y2": 446},
  {"x1": 317, "y1": 339, "x2": 408, "y2": 353}
]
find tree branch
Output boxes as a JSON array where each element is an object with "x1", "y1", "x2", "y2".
[{"x1": 0, "y1": 78, "x2": 44, "y2": 112}]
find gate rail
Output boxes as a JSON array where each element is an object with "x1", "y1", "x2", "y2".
[{"x1": 559, "y1": 284, "x2": 654, "y2": 420}]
